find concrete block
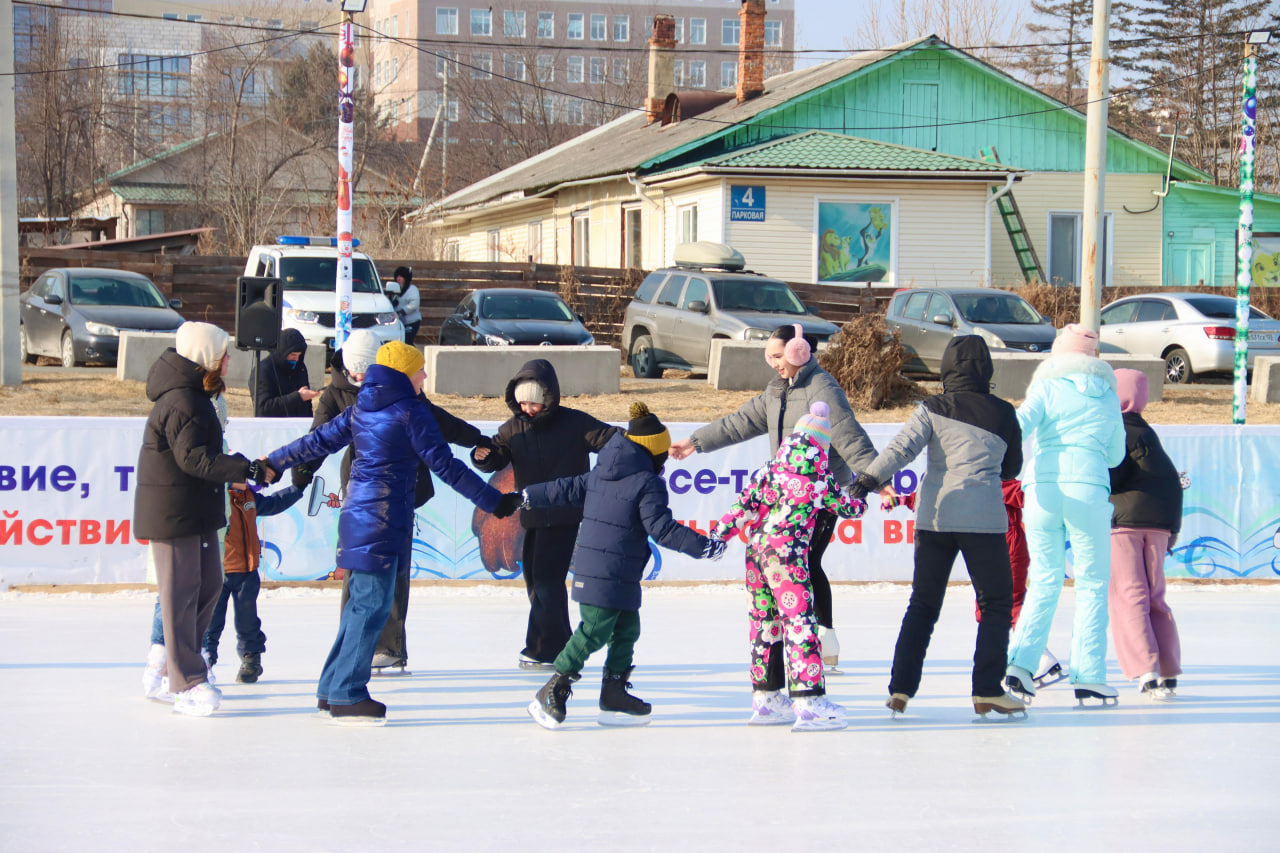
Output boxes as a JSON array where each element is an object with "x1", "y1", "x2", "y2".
[
  {"x1": 989, "y1": 352, "x2": 1164, "y2": 401},
  {"x1": 708, "y1": 341, "x2": 777, "y2": 391},
  {"x1": 1250, "y1": 356, "x2": 1280, "y2": 403},
  {"x1": 423, "y1": 345, "x2": 621, "y2": 397},
  {"x1": 118, "y1": 331, "x2": 326, "y2": 389}
]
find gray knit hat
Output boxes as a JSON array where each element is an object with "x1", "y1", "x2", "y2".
[{"x1": 514, "y1": 380, "x2": 544, "y2": 405}]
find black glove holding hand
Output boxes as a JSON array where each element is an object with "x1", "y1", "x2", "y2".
[
  {"x1": 291, "y1": 463, "x2": 315, "y2": 490},
  {"x1": 247, "y1": 459, "x2": 277, "y2": 486},
  {"x1": 493, "y1": 492, "x2": 522, "y2": 519},
  {"x1": 847, "y1": 473, "x2": 880, "y2": 502}
]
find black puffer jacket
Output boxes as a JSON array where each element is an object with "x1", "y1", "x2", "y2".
[
  {"x1": 134, "y1": 349, "x2": 251, "y2": 540},
  {"x1": 1109, "y1": 413, "x2": 1182, "y2": 533},
  {"x1": 473, "y1": 359, "x2": 618, "y2": 529},
  {"x1": 250, "y1": 327, "x2": 313, "y2": 418},
  {"x1": 310, "y1": 351, "x2": 489, "y2": 507}
]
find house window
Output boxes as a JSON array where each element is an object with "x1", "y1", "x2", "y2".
[
  {"x1": 565, "y1": 99, "x2": 585, "y2": 124},
  {"x1": 765, "y1": 20, "x2": 782, "y2": 46},
  {"x1": 590, "y1": 57, "x2": 605, "y2": 84},
  {"x1": 471, "y1": 9, "x2": 491, "y2": 36},
  {"x1": 721, "y1": 61, "x2": 737, "y2": 88},
  {"x1": 722, "y1": 19, "x2": 740, "y2": 45},
  {"x1": 611, "y1": 58, "x2": 628, "y2": 84},
  {"x1": 444, "y1": 241, "x2": 460, "y2": 261},
  {"x1": 680, "y1": 204, "x2": 698, "y2": 243},
  {"x1": 118, "y1": 54, "x2": 191, "y2": 97},
  {"x1": 688, "y1": 61, "x2": 706, "y2": 88},
  {"x1": 623, "y1": 204, "x2": 642, "y2": 269},
  {"x1": 689, "y1": 18, "x2": 706, "y2": 45},
  {"x1": 613, "y1": 15, "x2": 629, "y2": 41},
  {"x1": 537, "y1": 55, "x2": 554, "y2": 82},
  {"x1": 436, "y1": 7, "x2": 457, "y2": 35},
  {"x1": 1048, "y1": 212, "x2": 1114, "y2": 287},
  {"x1": 487, "y1": 229, "x2": 502, "y2": 261},
  {"x1": 470, "y1": 52, "x2": 491, "y2": 78},
  {"x1": 567, "y1": 13, "x2": 584, "y2": 39},
  {"x1": 537, "y1": 12, "x2": 554, "y2": 38},
  {"x1": 135, "y1": 208, "x2": 165, "y2": 236},
  {"x1": 528, "y1": 222, "x2": 543, "y2": 262},
  {"x1": 504, "y1": 54, "x2": 527, "y2": 81},
  {"x1": 504, "y1": 10, "x2": 526, "y2": 37},
  {"x1": 590, "y1": 14, "x2": 606, "y2": 40},
  {"x1": 567, "y1": 56, "x2": 584, "y2": 83},
  {"x1": 572, "y1": 212, "x2": 590, "y2": 265}
]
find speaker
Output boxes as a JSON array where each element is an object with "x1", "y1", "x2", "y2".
[{"x1": 235, "y1": 276, "x2": 283, "y2": 350}]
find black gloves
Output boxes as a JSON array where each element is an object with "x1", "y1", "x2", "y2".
[
  {"x1": 291, "y1": 463, "x2": 315, "y2": 490},
  {"x1": 493, "y1": 492, "x2": 522, "y2": 519},
  {"x1": 702, "y1": 538, "x2": 727, "y2": 561},
  {"x1": 847, "y1": 473, "x2": 880, "y2": 502},
  {"x1": 247, "y1": 459, "x2": 276, "y2": 485}
]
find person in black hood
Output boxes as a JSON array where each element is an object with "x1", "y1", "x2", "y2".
[
  {"x1": 250, "y1": 327, "x2": 321, "y2": 418},
  {"x1": 852, "y1": 335, "x2": 1026, "y2": 719},
  {"x1": 472, "y1": 359, "x2": 619, "y2": 668}
]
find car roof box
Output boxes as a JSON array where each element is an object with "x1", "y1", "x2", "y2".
[{"x1": 673, "y1": 242, "x2": 745, "y2": 272}]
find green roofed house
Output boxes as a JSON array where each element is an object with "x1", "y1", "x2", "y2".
[{"x1": 414, "y1": 5, "x2": 1280, "y2": 293}]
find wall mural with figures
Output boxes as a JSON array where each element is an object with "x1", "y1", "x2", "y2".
[{"x1": 816, "y1": 200, "x2": 894, "y2": 284}]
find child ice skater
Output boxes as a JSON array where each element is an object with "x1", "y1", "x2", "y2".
[
  {"x1": 1108, "y1": 369, "x2": 1183, "y2": 699},
  {"x1": 202, "y1": 480, "x2": 303, "y2": 683},
  {"x1": 523, "y1": 403, "x2": 726, "y2": 730},
  {"x1": 713, "y1": 402, "x2": 867, "y2": 732}
]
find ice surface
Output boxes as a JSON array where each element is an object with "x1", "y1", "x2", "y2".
[{"x1": 1, "y1": 584, "x2": 1278, "y2": 852}]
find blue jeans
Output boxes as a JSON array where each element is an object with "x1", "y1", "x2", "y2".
[
  {"x1": 150, "y1": 598, "x2": 164, "y2": 646},
  {"x1": 317, "y1": 567, "x2": 397, "y2": 706},
  {"x1": 203, "y1": 571, "x2": 266, "y2": 658}
]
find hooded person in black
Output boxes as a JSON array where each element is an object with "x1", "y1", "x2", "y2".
[
  {"x1": 473, "y1": 359, "x2": 619, "y2": 667},
  {"x1": 250, "y1": 327, "x2": 320, "y2": 418},
  {"x1": 854, "y1": 335, "x2": 1026, "y2": 719}
]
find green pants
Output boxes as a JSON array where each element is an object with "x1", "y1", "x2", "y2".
[{"x1": 553, "y1": 604, "x2": 641, "y2": 677}]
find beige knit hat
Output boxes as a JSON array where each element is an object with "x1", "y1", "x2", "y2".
[
  {"x1": 175, "y1": 322, "x2": 229, "y2": 372},
  {"x1": 514, "y1": 380, "x2": 545, "y2": 405}
]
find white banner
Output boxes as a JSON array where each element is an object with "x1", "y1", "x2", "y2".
[{"x1": 1, "y1": 418, "x2": 1277, "y2": 586}]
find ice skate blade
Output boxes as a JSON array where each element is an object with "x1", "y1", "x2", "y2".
[
  {"x1": 886, "y1": 695, "x2": 909, "y2": 718},
  {"x1": 1074, "y1": 692, "x2": 1120, "y2": 709},
  {"x1": 327, "y1": 714, "x2": 387, "y2": 727},
  {"x1": 527, "y1": 700, "x2": 564, "y2": 730},
  {"x1": 519, "y1": 657, "x2": 557, "y2": 671},
  {"x1": 1033, "y1": 668, "x2": 1067, "y2": 690},
  {"x1": 824, "y1": 664, "x2": 843, "y2": 675},
  {"x1": 172, "y1": 703, "x2": 216, "y2": 718},
  {"x1": 371, "y1": 667, "x2": 412, "y2": 677},
  {"x1": 792, "y1": 719, "x2": 849, "y2": 733},
  {"x1": 973, "y1": 709, "x2": 1028, "y2": 723},
  {"x1": 597, "y1": 710, "x2": 651, "y2": 727},
  {"x1": 748, "y1": 713, "x2": 795, "y2": 726}
]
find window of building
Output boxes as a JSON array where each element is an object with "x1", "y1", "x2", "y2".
[
  {"x1": 471, "y1": 101, "x2": 496, "y2": 122},
  {"x1": 504, "y1": 54, "x2": 526, "y2": 81},
  {"x1": 504, "y1": 10, "x2": 526, "y2": 38},
  {"x1": 487, "y1": 229, "x2": 502, "y2": 262},
  {"x1": 537, "y1": 55, "x2": 554, "y2": 82},
  {"x1": 590, "y1": 14, "x2": 606, "y2": 40},
  {"x1": 590, "y1": 57, "x2": 605, "y2": 84},
  {"x1": 444, "y1": 241, "x2": 460, "y2": 261},
  {"x1": 721, "y1": 61, "x2": 737, "y2": 88},
  {"x1": 722, "y1": 19, "x2": 740, "y2": 45},
  {"x1": 471, "y1": 9, "x2": 491, "y2": 36},
  {"x1": 572, "y1": 212, "x2": 590, "y2": 266},
  {"x1": 391, "y1": 58, "x2": 399, "y2": 81},
  {"x1": 436, "y1": 8, "x2": 457, "y2": 35},
  {"x1": 680, "y1": 204, "x2": 698, "y2": 243},
  {"x1": 567, "y1": 13, "x2": 584, "y2": 39},
  {"x1": 446, "y1": 98, "x2": 459, "y2": 122},
  {"x1": 611, "y1": 58, "x2": 628, "y2": 84},
  {"x1": 505, "y1": 100, "x2": 525, "y2": 124},
  {"x1": 118, "y1": 54, "x2": 191, "y2": 97},
  {"x1": 567, "y1": 56, "x2": 584, "y2": 83},
  {"x1": 391, "y1": 15, "x2": 398, "y2": 37},
  {"x1": 565, "y1": 99, "x2": 585, "y2": 124},
  {"x1": 613, "y1": 15, "x2": 629, "y2": 41},
  {"x1": 674, "y1": 17, "x2": 683, "y2": 43},
  {"x1": 471, "y1": 52, "x2": 492, "y2": 78},
  {"x1": 673, "y1": 60, "x2": 685, "y2": 87},
  {"x1": 540, "y1": 95, "x2": 557, "y2": 122},
  {"x1": 537, "y1": 12, "x2": 554, "y2": 38},
  {"x1": 135, "y1": 208, "x2": 166, "y2": 237},
  {"x1": 688, "y1": 60, "x2": 705, "y2": 88},
  {"x1": 764, "y1": 20, "x2": 782, "y2": 46},
  {"x1": 623, "y1": 205, "x2": 642, "y2": 269},
  {"x1": 1048, "y1": 211, "x2": 1114, "y2": 287},
  {"x1": 688, "y1": 18, "x2": 706, "y2": 44},
  {"x1": 527, "y1": 222, "x2": 543, "y2": 262}
]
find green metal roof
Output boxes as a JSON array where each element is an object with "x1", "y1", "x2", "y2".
[{"x1": 694, "y1": 130, "x2": 1014, "y2": 173}]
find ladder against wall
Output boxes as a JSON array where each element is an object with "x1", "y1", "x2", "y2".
[{"x1": 980, "y1": 146, "x2": 1045, "y2": 284}]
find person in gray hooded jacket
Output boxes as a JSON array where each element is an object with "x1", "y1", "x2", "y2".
[{"x1": 852, "y1": 335, "x2": 1026, "y2": 719}]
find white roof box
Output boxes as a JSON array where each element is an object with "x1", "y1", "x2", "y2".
[{"x1": 673, "y1": 241, "x2": 745, "y2": 272}]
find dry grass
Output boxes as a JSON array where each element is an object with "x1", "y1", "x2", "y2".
[
  {"x1": 817, "y1": 314, "x2": 925, "y2": 410},
  {"x1": 2, "y1": 368, "x2": 1277, "y2": 425}
]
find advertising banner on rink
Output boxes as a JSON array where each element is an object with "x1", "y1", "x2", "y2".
[{"x1": 1, "y1": 418, "x2": 1278, "y2": 587}]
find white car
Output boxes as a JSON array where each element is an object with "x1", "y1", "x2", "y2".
[
  {"x1": 244, "y1": 237, "x2": 403, "y2": 353},
  {"x1": 1099, "y1": 292, "x2": 1280, "y2": 384}
]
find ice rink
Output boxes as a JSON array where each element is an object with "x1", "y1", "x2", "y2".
[{"x1": 2, "y1": 583, "x2": 1278, "y2": 852}]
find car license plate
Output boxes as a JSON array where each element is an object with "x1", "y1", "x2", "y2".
[{"x1": 1248, "y1": 331, "x2": 1276, "y2": 343}]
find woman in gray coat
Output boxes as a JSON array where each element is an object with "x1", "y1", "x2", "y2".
[{"x1": 670, "y1": 324, "x2": 877, "y2": 668}]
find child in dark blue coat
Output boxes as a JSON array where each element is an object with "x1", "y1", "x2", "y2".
[{"x1": 522, "y1": 403, "x2": 726, "y2": 729}]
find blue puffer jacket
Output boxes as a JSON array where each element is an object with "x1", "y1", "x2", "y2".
[
  {"x1": 524, "y1": 432, "x2": 710, "y2": 611},
  {"x1": 1016, "y1": 353, "x2": 1126, "y2": 488},
  {"x1": 267, "y1": 365, "x2": 501, "y2": 573}
]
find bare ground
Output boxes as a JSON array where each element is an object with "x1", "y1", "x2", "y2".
[{"x1": 1, "y1": 366, "x2": 1277, "y2": 424}]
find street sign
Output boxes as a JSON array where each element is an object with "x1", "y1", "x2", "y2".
[{"x1": 729, "y1": 185, "x2": 766, "y2": 222}]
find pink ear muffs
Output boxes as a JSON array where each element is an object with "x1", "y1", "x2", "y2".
[{"x1": 784, "y1": 323, "x2": 811, "y2": 366}]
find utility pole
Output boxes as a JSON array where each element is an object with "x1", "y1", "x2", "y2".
[
  {"x1": 441, "y1": 64, "x2": 449, "y2": 200},
  {"x1": 1232, "y1": 32, "x2": 1270, "y2": 425},
  {"x1": 336, "y1": 2, "x2": 366, "y2": 351},
  {"x1": 1078, "y1": 0, "x2": 1111, "y2": 333},
  {"x1": 0, "y1": 0, "x2": 21, "y2": 387}
]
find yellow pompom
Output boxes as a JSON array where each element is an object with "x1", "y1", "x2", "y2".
[{"x1": 629, "y1": 401, "x2": 651, "y2": 420}]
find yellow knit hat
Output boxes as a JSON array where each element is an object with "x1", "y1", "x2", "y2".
[
  {"x1": 375, "y1": 341, "x2": 425, "y2": 378},
  {"x1": 625, "y1": 401, "x2": 671, "y2": 456}
]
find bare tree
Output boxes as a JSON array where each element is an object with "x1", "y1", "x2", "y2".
[{"x1": 855, "y1": 0, "x2": 1027, "y2": 69}]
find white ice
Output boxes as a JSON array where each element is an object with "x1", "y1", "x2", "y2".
[{"x1": 2, "y1": 583, "x2": 1278, "y2": 853}]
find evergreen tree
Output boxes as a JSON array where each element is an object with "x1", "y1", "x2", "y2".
[{"x1": 1019, "y1": 0, "x2": 1095, "y2": 103}]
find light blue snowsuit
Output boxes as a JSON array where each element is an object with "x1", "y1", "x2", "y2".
[{"x1": 1008, "y1": 353, "x2": 1125, "y2": 685}]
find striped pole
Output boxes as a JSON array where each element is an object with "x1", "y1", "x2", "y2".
[
  {"x1": 1233, "y1": 42, "x2": 1259, "y2": 424},
  {"x1": 335, "y1": 15, "x2": 356, "y2": 351}
]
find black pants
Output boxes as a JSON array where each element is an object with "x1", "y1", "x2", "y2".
[
  {"x1": 340, "y1": 558, "x2": 410, "y2": 661},
  {"x1": 809, "y1": 509, "x2": 836, "y2": 629},
  {"x1": 889, "y1": 529, "x2": 1012, "y2": 698},
  {"x1": 522, "y1": 524, "x2": 578, "y2": 663},
  {"x1": 203, "y1": 571, "x2": 266, "y2": 658},
  {"x1": 403, "y1": 322, "x2": 421, "y2": 345}
]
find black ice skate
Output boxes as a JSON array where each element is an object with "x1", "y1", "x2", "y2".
[
  {"x1": 529, "y1": 672, "x2": 576, "y2": 730},
  {"x1": 371, "y1": 652, "x2": 410, "y2": 677},
  {"x1": 972, "y1": 692, "x2": 1028, "y2": 722},
  {"x1": 236, "y1": 652, "x2": 263, "y2": 684},
  {"x1": 328, "y1": 698, "x2": 388, "y2": 726},
  {"x1": 598, "y1": 667, "x2": 652, "y2": 727},
  {"x1": 1074, "y1": 683, "x2": 1120, "y2": 708}
]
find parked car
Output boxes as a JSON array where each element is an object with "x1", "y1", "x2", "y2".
[
  {"x1": 621, "y1": 243, "x2": 839, "y2": 378},
  {"x1": 885, "y1": 286, "x2": 1057, "y2": 374},
  {"x1": 439, "y1": 288, "x2": 595, "y2": 346},
  {"x1": 1099, "y1": 292, "x2": 1280, "y2": 384},
  {"x1": 19, "y1": 268, "x2": 186, "y2": 367}
]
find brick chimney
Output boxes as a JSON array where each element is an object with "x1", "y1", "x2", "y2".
[
  {"x1": 645, "y1": 15, "x2": 677, "y2": 123},
  {"x1": 737, "y1": 0, "x2": 766, "y2": 102}
]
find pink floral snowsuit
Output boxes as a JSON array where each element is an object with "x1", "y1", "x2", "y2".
[{"x1": 713, "y1": 431, "x2": 865, "y2": 696}]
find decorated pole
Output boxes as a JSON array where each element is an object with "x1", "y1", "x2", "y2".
[
  {"x1": 1232, "y1": 40, "x2": 1260, "y2": 425},
  {"x1": 335, "y1": 13, "x2": 356, "y2": 351}
]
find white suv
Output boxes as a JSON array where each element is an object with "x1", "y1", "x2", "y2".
[{"x1": 243, "y1": 236, "x2": 403, "y2": 353}]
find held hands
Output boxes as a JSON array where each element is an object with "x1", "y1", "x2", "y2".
[
  {"x1": 291, "y1": 463, "x2": 315, "y2": 490},
  {"x1": 701, "y1": 538, "x2": 727, "y2": 561},
  {"x1": 493, "y1": 492, "x2": 522, "y2": 519},
  {"x1": 669, "y1": 439, "x2": 696, "y2": 461},
  {"x1": 847, "y1": 473, "x2": 879, "y2": 502},
  {"x1": 298, "y1": 386, "x2": 322, "y2": 402},
  {"x1": 248, "y1": 457, "x2": 277, "y2": 485}
]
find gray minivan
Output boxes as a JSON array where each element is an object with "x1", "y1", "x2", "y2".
[{"x1": 886, "y1": 287, "x2": 1057, "y2": 374}]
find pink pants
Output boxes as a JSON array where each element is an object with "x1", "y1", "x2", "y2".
[{"x1": 1108, "y1": 527, "x2": 1182, "y2": 680}]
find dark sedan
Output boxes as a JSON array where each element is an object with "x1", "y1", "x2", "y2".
[
  {"x1": 20, "y1": 268, "x2": 186, "y2": 367},
  {"x1": 439, "y1": 289, "x2": 595, "y2": 347}
]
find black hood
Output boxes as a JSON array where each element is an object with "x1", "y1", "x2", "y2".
[
  {"x1": 503, "y1": 358, "x2": 562, "y2": 419},
  {"x1": 268, "y1": 328, "x2": 308, "y2": 369},
  {"x1": 940, "y1": 335, "x2": 993, "y2": 394},
  {"x1": 145, "y1": 348, "x2": 208, "y2": 402}
]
